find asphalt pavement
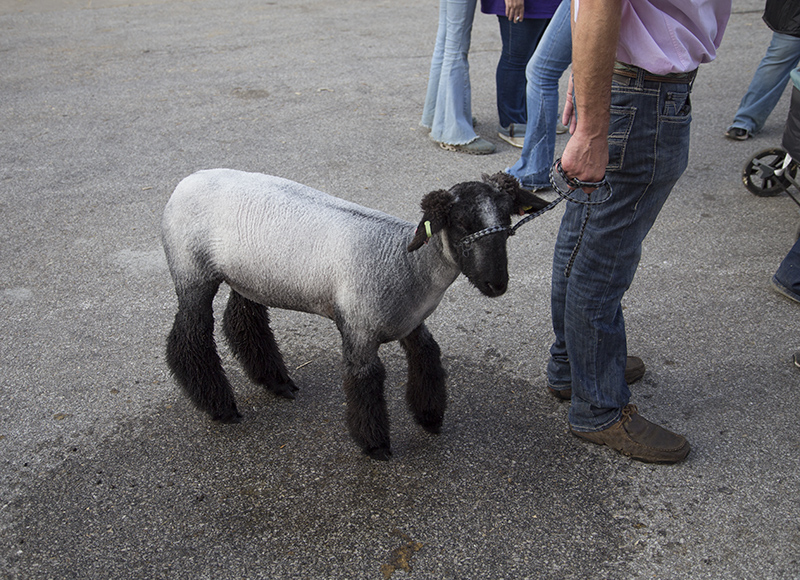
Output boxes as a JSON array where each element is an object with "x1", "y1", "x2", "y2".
[{"x1": 1, "y1": 0, "x2": 798, "y2": 578}]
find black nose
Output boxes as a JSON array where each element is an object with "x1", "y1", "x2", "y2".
[{"x1": 485, "y1": 280, "x2": 508, "y2": 297}]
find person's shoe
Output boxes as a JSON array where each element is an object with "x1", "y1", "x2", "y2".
[
  {"x1": 547, "y1": 356, "x2": 646, "y2": 400},
  {"x1": 497, "y1": 124, "x2": 526, "y2": 148},
  {"x1": 547, "y1": 384, "x2": 571, "y2": 400},
  {"x1": 439, "y1": 137, "x2": 496, "y2": 155},
  {"x1": 725, "y1": 127, "x2": 750, "y2": 141},
  {"x1": 624, "y1": 355, "x2": 645, "y2": 384},
  {"x1": 570, "y1": 404, "x2": 690, "y2": 463},
  {"x1": 772, "y1": 275, "x2": 800, "y2": 303},
  {"x1": 794, "y1": 350, "x2": 800, "y2": 368},
  {"x1": 515, "y1": 181, "x2": 553, "y2": 195},
  {"x1": 556, "y1": 122, "x2": 568, "y2": 135}
]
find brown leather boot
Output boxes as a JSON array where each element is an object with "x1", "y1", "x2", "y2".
[
  {"x1": 547, "y1": 356, "x2": 646, "y2": 400},
  {"x1": 624, "y1": 356, "x2": 645, "y2": 384},
  {"x1": 570, "y1": 404, "x2": 690, "y2": 463}
]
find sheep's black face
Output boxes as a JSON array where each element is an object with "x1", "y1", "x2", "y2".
[
  {"x1": 447, "y1": 183, "x2": 514, "y2": 298},
  {"x1": 408, "y1": 173, "x2": 550, "y2": 297}
]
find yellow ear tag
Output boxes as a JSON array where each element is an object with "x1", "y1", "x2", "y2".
[{"x1": 424, "y1": 220, "x2": 433, "y2": 239}]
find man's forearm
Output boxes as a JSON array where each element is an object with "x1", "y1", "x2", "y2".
[
  {"x1": 562, "y1": 0, "x2": 622, "y2": 182},
  {"x1": 571, "y1": 0, "x2": 621, "y2": 136}
]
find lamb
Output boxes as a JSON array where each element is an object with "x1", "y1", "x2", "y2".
[{"x1": 161, "y1": 169, "x2": 548, "y2": 460}]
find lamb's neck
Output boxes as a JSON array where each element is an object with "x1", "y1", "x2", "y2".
[{"x1": 408, "y1": 232, "x2": 461, "y2": 295}]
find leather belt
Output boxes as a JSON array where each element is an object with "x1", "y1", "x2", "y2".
[{"x1": 612, "y1": 62, "x2": 697, "y2": 84}]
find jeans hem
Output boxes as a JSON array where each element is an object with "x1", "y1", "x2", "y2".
[
  {"x1": 504, "y1": 167, "x2": 549, "y2": 191},
  {"x1": 546, "y1": 381, "x2": 571, "y2": 391},
  {"x1": 727, "y1": 122, "x2": 757, "y2": 134},
  {"x1": 521, "y1": 180, "x2": 551, "y2": 191},
  {"x1": 431, "y1": 135, "x2": 479, "y2": 146},
  {"x1": 773, "y1": 274, "x2": 800, "y2": 302},
  {"x1": 569, "y1": 408, "x2": 623, "y2": 433}
]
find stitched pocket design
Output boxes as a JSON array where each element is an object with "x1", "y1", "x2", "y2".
[
  {"x1": 663, "y1": 91, "x2": 691, "y2": 118},
  {"x1": 607, "y1": 106, "x2": 636, "y2": 171}
]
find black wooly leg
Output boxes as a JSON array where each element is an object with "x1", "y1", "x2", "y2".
[
  {"x1": 222, "y1": 290, "x2": 298, "y2": 399},
  {"x1": 400, "y1": 324, "x2": 447, "y2": 434},
  {"x1": 340, "y1": 332, "x2": 391, "y2": 460},
  {"x1": 166, "y1": 282, "x2": 242, "y2": 423}
]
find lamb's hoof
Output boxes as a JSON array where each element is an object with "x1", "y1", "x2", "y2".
[
  {"x1": 421, "y1": 423, "x2": 442, "y2": 434},
  {"x1": 268, "y1": 381, "x2": 298, "y2": 400},
  {"x1": 365, "y1": 446, "x2": 392, "y2": 461},
  {"x1": 212, "y1": 409, "x2": 243, "y2": 424},
  {"x1": 416, "y1": 414, "x2": 443, "y2": 434}
]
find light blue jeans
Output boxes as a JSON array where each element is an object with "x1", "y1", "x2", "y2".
[
  {"x1": 728, "y1": 31, "x2": 800, "y2": 135},
  {"x1": 547, "y1": 68, "x2": 694, "y2": 431},
  {"x1": 421, "y1": 0, "x2": 479, "y2": 145},
  {"x1": 506, "y1": 0, "x2": 571, "y2": 189}
]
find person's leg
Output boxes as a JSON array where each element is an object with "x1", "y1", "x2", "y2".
[
  {"x1": 546, "y1": 184, "x2": 583, "y2": 394},
  {"x1": 728, "y1": 31, "x2": 800, "y2": 135},
  {"x1": 421, "y1": 0, "x2": 448, "y2": 130},
  {"x1": 495, "y1": 16, "x2": 550, "y2": 129},
  {"x1": 427, "y1": 0, "x2": 480, "y2": 145},
  {"x1": 553, "y1": 73, "x2": 692, "y2": 432},
  {"x1": 772, "y1": 235, "x2": 800, "y2": 303},
  {"x1": 506, "y1": 0, "x2": 572, "y2": 189}
]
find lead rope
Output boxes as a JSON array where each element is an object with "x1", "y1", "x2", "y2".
[
  {"x1": 549, "y1": 159, "x2": 612, "y2": 277},
  {"x1": 456, "y1": 159, "x2": 612, "y2": 278}
]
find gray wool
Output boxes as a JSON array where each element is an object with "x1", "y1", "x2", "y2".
[{"x1": 162, "y1": 169, "x2": 466, "y2": 345}]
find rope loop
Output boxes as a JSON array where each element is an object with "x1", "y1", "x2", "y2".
[{"x1": 549, "y1": 158, "x2": 612, "y2": 206}]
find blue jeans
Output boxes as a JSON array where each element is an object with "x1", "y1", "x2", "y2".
[
  {"x1": 547, "y1": 68, "x2": 693, "y2": 431},
  {"x1": 774, "y1": 236, "x2": 800, "y2": 301},
  {"x1": 421, "y1": 0, "x2": 479, "y2": 145},
  {"x1": 495, "y1": 15, "x2": 551, "y2": 129},
  {"x1": 728, "y1": 31, "x2": 800, "y2": 135},
  {"x1": 506, "y1": 0, "x2": 571, "y2": 189}
]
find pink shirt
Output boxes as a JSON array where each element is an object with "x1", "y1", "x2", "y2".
[{"x1": 576, "y1": 0, "x2": 732, "y2": 74}]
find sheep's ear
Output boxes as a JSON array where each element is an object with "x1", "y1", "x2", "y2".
[
  {"x1": 407, "y1": 188, "x2": 455, "y2": 252},
  {"x1": 482, "y1": 172, "x2": 550, "y2": 215}
]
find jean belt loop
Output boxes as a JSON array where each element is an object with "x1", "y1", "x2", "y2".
[
  {"x1": 687, "y1": 68, "x2": 697, "y2": 93},
  {"x1": 636, "y1": 65, "x2": 646, "y2": 87}
]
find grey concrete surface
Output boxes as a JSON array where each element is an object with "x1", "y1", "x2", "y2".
[{"x1": 1, "y1": 0, "x2": 798, "y2": 578}]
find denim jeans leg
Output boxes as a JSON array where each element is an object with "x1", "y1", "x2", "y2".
[
  {"x1": 421, "y1": 1, "x2": 448, "y2": 130},
  {"x1": 774, "y1": 236, "x2": 800, "y2": 301},
  {"x1": 495, "y1": 16, "x2": 550, "y2": 128},
  {"x1": 506, "y1": 0, "x2": 572, "y2": 189},
  {"x1": 553, "y1": 75, "x2": 692, "y2": 431},
  {"x1": 546, "y1": 196, "x2": 584, "y2": 391},
  {"x1": 421, "y1": 0, "x2": 479, "y2": 145},
  {"x1": 729, "y1": 31, "x2": 800, "y2": 134}
]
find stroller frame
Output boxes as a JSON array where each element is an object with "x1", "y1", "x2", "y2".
[{"x1": 742, "y1": 70, "x2": 800, "y2": 238}]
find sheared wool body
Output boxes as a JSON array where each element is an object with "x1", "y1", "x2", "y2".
[{"x1": 161, "y1": 169, "x2": 548, "y2": 460}]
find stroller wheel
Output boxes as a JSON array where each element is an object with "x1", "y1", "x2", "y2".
[{"x1": 743, "y1": 147, "x2": 796, "y2": 197}]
